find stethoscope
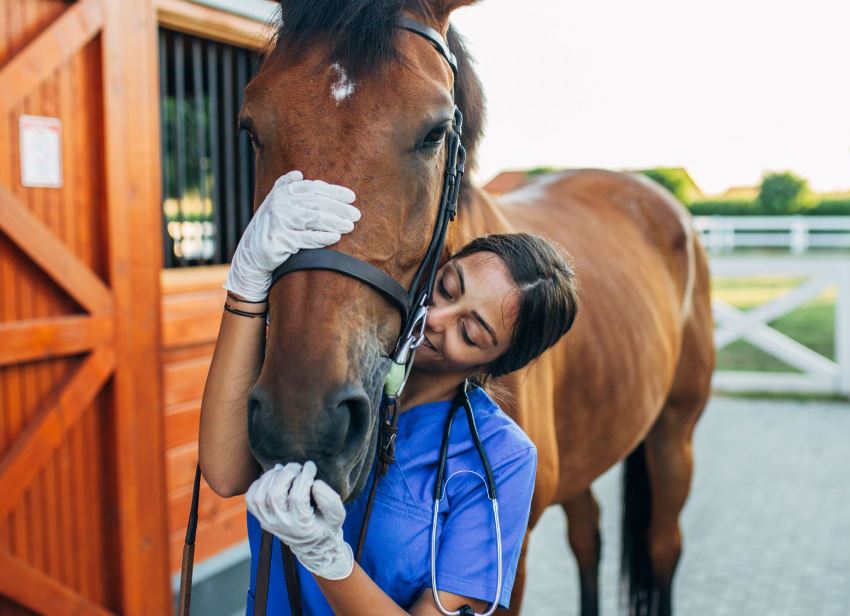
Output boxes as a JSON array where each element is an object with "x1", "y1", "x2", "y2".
[{"x1": 430, "y1": 381, "x2": 503, "y2": 616}]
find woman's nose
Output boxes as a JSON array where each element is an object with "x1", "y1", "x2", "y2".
[{"x1": 426, "y1": 303, "x2": 451, "y2": 332}]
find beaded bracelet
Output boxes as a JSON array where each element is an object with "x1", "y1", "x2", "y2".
[
  {"x1": 226, "y1": 290, "x2": 268, "y2": 305},
  {"x1": 224, "y1": 304, "x2": 268, "y2": 319}
]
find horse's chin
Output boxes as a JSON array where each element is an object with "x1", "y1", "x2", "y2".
[{"x1": 253, "y1": 425, "x2": 376, "y2": 502}]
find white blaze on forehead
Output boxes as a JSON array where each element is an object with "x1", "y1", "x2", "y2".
[{"x1": 330, "y1": 63, "x2": 356, "y2": 103}]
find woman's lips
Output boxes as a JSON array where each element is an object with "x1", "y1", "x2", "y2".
[{"x1": 422, "y1": 335, "x2": 437, "y2": 352}]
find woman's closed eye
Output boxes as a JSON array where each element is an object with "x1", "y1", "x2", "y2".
[
  {"x1": 438, "y1": 275, "x2": 454, "y2": 300},
  {"x1": 460, "y1": 321, "x2": 478, "y2": 348},
  {"x1": 437, "y1": 275, "x2": 477, "y2": 347}
]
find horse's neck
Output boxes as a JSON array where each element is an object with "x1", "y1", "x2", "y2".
[{"x1": 454, "y1": 184, "x2": 514, "y2": 246}]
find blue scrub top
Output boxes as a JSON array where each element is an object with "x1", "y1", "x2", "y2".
[{"x1": 246, "y1": 385, "x2": 537, "y2": 615}]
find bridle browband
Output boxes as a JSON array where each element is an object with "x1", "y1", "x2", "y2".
[{"x1": 177, "y1": 16, "x2": 466, "y2": 616}]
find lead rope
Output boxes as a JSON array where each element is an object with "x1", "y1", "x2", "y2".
[
  {"x1": 280, "y1": 542, "x2": 302, "y2": 615},
  {"x1": 177, "y1": 465, "x2": 202, "y2": 615},
  {"x1": 354, "y1": 393, "x2": 401, "y2": 560},
  {"x1": 254, "y1": 531, "x2": 273, "y2": 615},
  {"x1": 175, "y1": 466, "x2": 298, "y2": 616}
]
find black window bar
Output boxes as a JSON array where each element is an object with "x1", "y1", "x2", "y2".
[{"x1": 159, "y1": 28, "x2": 260, "y2": 268}]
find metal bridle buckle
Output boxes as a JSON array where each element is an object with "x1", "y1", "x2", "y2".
[
  {"x1": 383, "y1": 294, "x2": 430, "y2": 398},
  {"x1": 395, "y1": 304, "x2": 428, "y2": 365}
]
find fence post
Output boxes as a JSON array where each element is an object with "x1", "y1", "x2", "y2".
[
  {"x1": 837, "y1": 264, "x2": 850, "y2": 396},
  {"x1": 790, "y1": 216, "x2": 808, "y2": 255},
  {"x1": 724, "y1": 220, "x2": 735, "y2": 253},
  {"x1": 707, "y1": 222, "x2": 720, "y2": 255}
]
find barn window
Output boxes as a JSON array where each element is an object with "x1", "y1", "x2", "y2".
[{"x1": 158, "y1": 28, "x2": 260, "y2": 267}]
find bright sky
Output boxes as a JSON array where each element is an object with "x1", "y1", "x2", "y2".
[{"x1": 450, "y1": 0, "x2": 850, "y2": 195}]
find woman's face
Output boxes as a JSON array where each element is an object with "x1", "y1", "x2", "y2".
[{"x1": 415, "y1": 251, "x2": 520, "y2": 374}]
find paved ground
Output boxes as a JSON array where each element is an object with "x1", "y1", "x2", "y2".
[
  {"x1": 204, "y1": 395, "x2": 850, "y2": 615},
  {"x1": 521, "y1": 395, "x2": 850, "y2": 616}
]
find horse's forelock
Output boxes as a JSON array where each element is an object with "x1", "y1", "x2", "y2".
[{"x1": 271, "y1": 0, "x2": 413, "y2": 79}]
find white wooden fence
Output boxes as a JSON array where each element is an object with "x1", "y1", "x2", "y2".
[
  {"x1": 710, "y1": 257, "x2": 850, "y2": 396},
  {"x1": 696, "y1": 216, "x2": 850, "y2": 254}
]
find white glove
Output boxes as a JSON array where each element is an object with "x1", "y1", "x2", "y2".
[
  {"x1": 245, "y1": 461, "x2": 354, "y2": 581},
  {"x1": 224, "y1": 171, "x2": 360, "y2": 301}
]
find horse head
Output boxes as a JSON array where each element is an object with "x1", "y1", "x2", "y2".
[{"x1": 241, "y1": 0, "x2": 484, "y2": 500}]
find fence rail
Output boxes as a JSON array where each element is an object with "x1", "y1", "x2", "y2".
[
  {"x1": 696, "y1": 216, "x2": 850, "y2": 254},
  {"x1": 710, "y1": 257, "x2": 850, "y2": 396}
]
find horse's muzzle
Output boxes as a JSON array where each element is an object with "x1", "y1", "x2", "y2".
[{"x1": 247, "y1": 382, "x2": 376, "y2": 500}]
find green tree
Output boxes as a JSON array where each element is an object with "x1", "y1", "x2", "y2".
[
  {"x1": 757, "y1": 172, "x2": 809, "y2": 214},
  {"x1": 641, "y1": 169, "x2": 688, "y2": 202}
]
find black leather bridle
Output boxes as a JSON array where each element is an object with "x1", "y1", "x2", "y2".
[
  {"x1": 177, "y1": 16, "x2": 465, "y2": 616},
  {"x1": 270, "y1": 16, "x2": 466, "y2": 399}
]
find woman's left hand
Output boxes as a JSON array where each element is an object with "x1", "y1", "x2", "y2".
[{"x1": 245, "y1": 461, "x2": 354, "y2": 580}]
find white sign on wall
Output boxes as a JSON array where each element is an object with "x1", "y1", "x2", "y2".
[{"x1": 19, "y1": 115, "x2": 63, "y2": 188}]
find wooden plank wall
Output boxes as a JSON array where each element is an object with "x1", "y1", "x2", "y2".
[
  {"x1": 161, "y1": 266, "x2": 248, "y2": 573},
  {"x1": 0, "y1": 2, "x2": 118, "y2": 614},
  {"x1": 1, "y1": 0, "x2": 171, "y2": 613},
  {"x1": 0, "y1": 2, "x2": 268, "y2": 611}
]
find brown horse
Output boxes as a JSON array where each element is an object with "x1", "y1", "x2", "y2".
[{"x1": 240, "y1": 1, "x2": 715, "y2": 615}]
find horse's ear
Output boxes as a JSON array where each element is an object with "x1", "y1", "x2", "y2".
[
  {"x1": 439, "y1": 0, "x2": 480, "y2": 11},
  {"x1": 428, "y1": 0, "x2": 481, "y2": 27}
]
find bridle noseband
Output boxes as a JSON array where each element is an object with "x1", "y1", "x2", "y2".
[{"x1": 269, "y1": 16, "x2": 467, "y2": 399}]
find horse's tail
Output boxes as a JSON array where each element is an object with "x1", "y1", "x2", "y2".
[{"x1": 621, "y1": 441, "x2": 654, "y2": 616}]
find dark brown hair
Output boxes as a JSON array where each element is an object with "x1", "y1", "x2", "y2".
[{"x1": 452, "y1": 233, "x2": 579, "y2": 378}]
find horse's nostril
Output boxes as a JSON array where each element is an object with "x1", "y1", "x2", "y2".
[
  {"x1": 247, "y1": 388, "x2": 269, "y2": 436},
  {"x1": 247, "y1": 392, "x2": 262, "y2": 424},
  {"x1": 334, "y1": 391, "x2": 371, "y2": 458},
  {"x1": 247, "y1": 386, "x2": 282, "y2": 465}
]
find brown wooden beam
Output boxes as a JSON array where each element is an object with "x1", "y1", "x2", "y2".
[
  {"x1": 0, "y1": 346, "x2": 115, "y2": 520},
  {"x1": 0, "y1": 314, "x2": 114, "y2": 366},
  {"x1": 0, "y1": 186, "x2": 113, "y2": 315},
  {"x1": 161, "y1": 263, "x2": 227, "y2": 295},
  {"x1": 0, "y1": 0, "x2": 103, "y2": 111},
  {"x1": 155, "y1": 0, "x2": 271, "y2": 50},
  {"x1": 101, "y1": 0, "x2": 172, "y2": 612},
  {"x1": 0, "y1": 549, "x2": 115, "y2": 615}
]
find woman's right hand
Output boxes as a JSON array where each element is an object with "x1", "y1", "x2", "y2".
[{"x1": 224, "y1": 170, "x2": 361, "y2": 301}]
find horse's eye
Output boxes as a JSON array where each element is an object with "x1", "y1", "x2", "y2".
[
  {"x1": 421, "y1": 125, "x2": 449, "y2": 150},
  {"x1": 238, "y1": 119, "x2": 261, "y2": 150},
  {"x1": 243, "y1": 129, "x2": 260, "y2": 150}
]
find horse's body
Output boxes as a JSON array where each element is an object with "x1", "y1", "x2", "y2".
[
  {"x1": 242, "y1": 2, "x2": 715, "y2": 614},
  {"x1": 456, "y1": 172, "x2": 715, "y2": 614}
]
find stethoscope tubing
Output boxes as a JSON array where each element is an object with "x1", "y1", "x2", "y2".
[
  {"x1": 429, "y1": 384, "x2": 503, "y2": 616},
  {"x1": 431, "y1": 497, "x2": 502, "y2": 616}
]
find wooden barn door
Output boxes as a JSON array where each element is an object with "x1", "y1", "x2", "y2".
[{"x1": 0, "y1": 1, "x2": 170, "y2": 613}]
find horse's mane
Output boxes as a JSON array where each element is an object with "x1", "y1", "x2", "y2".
[{"x1": 268, "y1": 0, "x2": 486, "y2": 194}]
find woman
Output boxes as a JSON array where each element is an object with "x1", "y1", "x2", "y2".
[{"x1": 199, "y1": 172, "x2": 579, "y2": 615}]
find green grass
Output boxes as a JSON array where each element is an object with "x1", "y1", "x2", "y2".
[{"x1": 712, "y1": 275, "x2": 836, "y2": 373}]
